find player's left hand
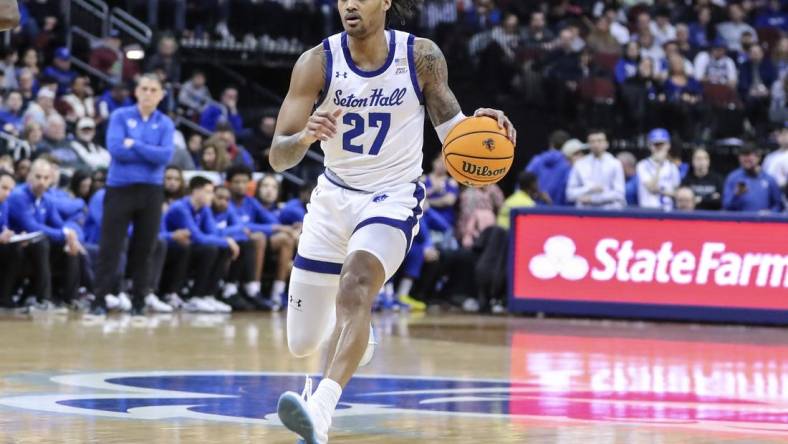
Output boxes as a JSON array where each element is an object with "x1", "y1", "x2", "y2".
[{"x1": 473, "y1": 108, "x2": 516, "y2": 146}]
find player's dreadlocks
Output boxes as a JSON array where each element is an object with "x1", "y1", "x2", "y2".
[{"x1": 389, "y1": 0, "x2": 421, "y2": 22}]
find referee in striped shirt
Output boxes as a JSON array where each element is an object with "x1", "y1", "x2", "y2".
[{"x1": 93, "y1": 74, "x2": 175, "y2": 314}]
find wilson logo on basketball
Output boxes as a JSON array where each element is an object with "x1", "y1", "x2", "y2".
[{"x1": 461, "y1": 161, "x2": 506, "y2": 177}]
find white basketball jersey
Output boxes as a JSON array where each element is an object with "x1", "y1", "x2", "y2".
[{"x1": 316, "y1": 30, "x2": 425, "y2": 192}]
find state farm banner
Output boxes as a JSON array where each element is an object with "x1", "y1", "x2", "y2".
[{"x1": 509, "y1": 208, "x2": 788, "y2": 324}]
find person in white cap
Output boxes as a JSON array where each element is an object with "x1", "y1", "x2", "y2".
[
  {"x1": 23, "y1": 87, "x2": 59, "y2": 127},
  {"x1": 637, "y1": 128, "x2": 681, "y2": 211},
  {"x1": 69, "y1": 117, "x2": 110, "y2": 170}
]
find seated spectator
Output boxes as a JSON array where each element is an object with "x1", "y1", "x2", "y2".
[
  {"x1": 663, "y1": 53, "x2": 702, "y2": 139},
  {"x1": 277, "y1": 180, "x2": 312, "y2": 227},
  {"x1": 41, "y1": 114, "x2": 76, "y2": 167},
  {"x1": 771, "y1": 37, "x2": 788, "y2": 75},
  {"x1": 525, "y1": 129, "x2": 572, "y2": 205},
  {"x1": 69, "y1": 117, "x2": 110, "y2": 170},
  {"x1": 163, "y1": 165, "x2": 185, "y2": 206},
  {"x1": 675, "y1": 24, "x2": 696, "y2": 60},
  {"x1": 586, "y1": 14, "x2": 619, "y2": 54},
  {"x1": 425, "y1": 153, "x2": 460, "y2": 228},
  {"x1": 566, "y1": 129, "x2": 625, "y2": 209},
  {"x1": 596, "y1": 9, "x2": 626, "y2": 44},
  {"x1": 214, "y1": 123, "x2": 254, "y2": 168},
  {"x1": 723, "y1": 146, "x2": 783, "y2": 213},
  {"x1": 650, "y1": 8, "x2": 676, "y2": 47},
  {"x1": 59, "y1": 75, "x2": 95, "y2": 124},
  {"x1": 764, "y1": 124, "x2": 788, "y2": 172},
  {"x1": 145, "y1": 35, "x2": 181, "y2": 87},
  {"x1": 199, "y1": 137, "x2": 230, "y2": 172},
  {"x1": 717, "y1": 3, "x2": 758, "y2": 52},
  {"x1": 523, "y1": 10, "x2": 554, "y2": 47},
  {"x1": 16, "y1": 68, "x2": 36, "y2": 105},
  {"x1": 68, "y1": 169, "x2": 92, "y2": 204},
  {"x1": 96, "y1": 83, "x2": 133, "y2": 123},
  {"x1": 694, "y1": 38, "x2": 738, "y2": 87},
  {"x1": 0, "y1": 90, "x2": 25, "y2": 136},
  {"x1": 7, "y1": 158, "x2": 84, "y2": 310},
  {"x1": 674, "y1": 187, "x2": 697, "y2": 211},
  {"x1": 43, "y1": 47, "x2": 77, "y2": 96},
  {"x1": 23, "y1": 87, "x2": 58, "y2": 127},
  {"x1": 13, "y1": 158, "x2": 30, "y2": 183},
  {"x1": 88, "y1": 30, "x2": 136, "y2": 82},
  {"x1": 17, "y1": 121, "x2": 47, "y2": 160},
  {"x1": 463, "y1": 0, "x2": 501, "y2": 33},
  {"x1": 616, "y1": 151, "x2": 639, "y2": 206},
  {"x1": 615, "y1": 41, "x2": 640, "y2": 84},
  {"x1": 497, "y1": 171, "x2": 536, "y2": 230},
  {"x1": 249, "y1": 114, "x2": 276, "y2": 169},
  {"x1": 91, "y1": 168, "x2": 106, "y2": 194},
  {"x1": 210, "y1": 185, "x2": 262, "y2": 312},
  {"x1": 689, "y1": 6, "x2": 712, "y2": 50},
  {"x1": 620, "y1": 57, "x2": 660, "y2": 134},
  {"x1": 161, "y1": 176, "x2": 238, "y2": 313},
  {"x1": 769, "y1": 74, "x2": 788, "y2": 124},
  {"x1": 637, "y1": 128, "x2": 681, "y2": 211},
  {"x1": 178, "y1": 70, "x2": 212, "y2": 117},
  {"x1": 681, "y1": 147, "x2": 724, "y2": 210},
  {"x1": 226, "y1": 165, "x2": 296, "y2": 310},
  {"x1": 200, "y1": 86, "x2": 244, "y2": 135},
  {"x1": 185, "y1": 132, "x2": 203, "y2": 167},
  {"x1": 457, "y1": 182, "x2": 503, "y2": 249},
  {"x1": 19, "y1": 48, "x2": 40, "y2": 79},
  {"x1": 639, "y1": 30, "x2": 665, "y2": 68},
  {"x1": 0, "y1": 171, "x2": 19, "y2": 308},
  {"x1": 755, "y1": 0, "x2": 788, "y2": 31},
  {"x1": 740, "y1": 44, "x2": 777, "y2": 134},
  {"x1": 45, "y1": 159, "x2": 86, "y2": 222},
  {"x1": 658, "y1": 41, "x2": 695, "y2": 80},
  {"x1": 0, "y1": 49, "x2": 16, "y2": 91}
]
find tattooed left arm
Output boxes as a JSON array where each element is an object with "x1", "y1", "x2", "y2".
[{"x1": 414, "y1": 38, "x2": 517, "y2": 144}]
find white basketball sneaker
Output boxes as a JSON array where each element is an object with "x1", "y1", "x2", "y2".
[
  {"x1": 277, "y1": 377, "x2": 330, "y2": 444},
  {"x1": 164, "y1": 293, "x2": 185, "y2": 310},
  {"x1": 144, "y1": 294, "x2": 174, "y2": 313},
  {"x1": 117, "y1": 292, "x2": 133, "y2": 312},
  {"x1": 203, "y1": 296, "x2": 232, "y2": 313},
  {"x1": 104, "y1": 294, "x2": 120, "y2": 311},
  {"x1": 182, "y1": 297, "x2": 217, "y2": 313}
]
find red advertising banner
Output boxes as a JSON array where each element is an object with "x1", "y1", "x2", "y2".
[{"x1": 510, "y1": 210, "x2": 788, "y2": 321}]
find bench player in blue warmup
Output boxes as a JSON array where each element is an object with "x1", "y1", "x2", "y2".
[{"x1": 269, "y1": 0, "x2": 517, "y2": 442}]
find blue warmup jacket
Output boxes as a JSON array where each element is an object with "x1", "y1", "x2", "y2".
[
  {"x1": 526, "y1": 149, "x2": 571, "y2": 206},
  {"x1": 105, "y1": 105, "x2": 175, "y2": 187},
  {"x1": 8, "y1": 184, "x2": 68, "y2": 242},
  {"x1": 230, "y1": 196, "x2": 278, "y2": 237},
  {"x1": 723, "y1": 169, "x2": 784, "y2": 213},
  {"x1": 165, "y1": 197, "x2": 229, "y2": 248},
  {"x1": 212, "y1": 205, "x2": 249, "y2": 241}
]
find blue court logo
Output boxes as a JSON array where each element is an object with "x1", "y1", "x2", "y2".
[{"x1": 0, "y1": 372, "x2": 525, "y2": 424}]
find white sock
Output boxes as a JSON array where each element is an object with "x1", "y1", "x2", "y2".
[
  {"x1": 309, "y1": 378, "x2": 342, "y2": 426},
  {"x1": 396, "y1": 278, "x2": 413, "y2": 298},
  {"x1": 244, "y1": 281, "x2": 260, "y2": 297},
  {"x1": 223, "y1": 283, "x2": 238, "y2": 298},
  {"x1": 271, "y1": 280, "x2": 285, "y2": 299}
]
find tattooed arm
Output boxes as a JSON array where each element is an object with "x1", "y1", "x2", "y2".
[
  {"x1": 270, "y1": 45, "x2": 340, "y2": 172},
  {"x1": 414, "y1": 38, "x2": 516, "y2": 143}
]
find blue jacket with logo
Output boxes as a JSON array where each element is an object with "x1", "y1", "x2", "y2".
[
  {"x1": 230, "y1": 196, "x2": 277, "y2": 237},
  {"x1": 165, "y1": 197, "x2": 229, "y2": 247},
  {"x1": 105, "y1": 105, "x2": 175, "y2": 187},
  {"x1": 212, "y1": 205, "x2": 248, "y2": 241},
  {"x1": 8, "y1": 184, "x2": 68, "y2": 242}
]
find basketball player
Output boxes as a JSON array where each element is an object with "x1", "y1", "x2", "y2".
[{"x1": 270, "y1": 1, "x2": 516, "y2": 442}]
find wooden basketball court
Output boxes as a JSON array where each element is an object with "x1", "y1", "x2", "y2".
[{"x1": 0, "y1": 312, "x2": 786, "y2": 443}]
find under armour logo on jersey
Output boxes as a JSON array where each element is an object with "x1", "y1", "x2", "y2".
[
  {"x1": 335, "y1": 71, "x2": 348, "y2": 79},
  {"x1": 373, "y1": 194, "x2": 389, "y2": 203},
  {"x1": 289, "y1": 295, "x2": 302, "y2": 310}
]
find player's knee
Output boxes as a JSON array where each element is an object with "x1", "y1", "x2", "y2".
[
  {"x1": 337, "y1": 271, "x2": 373, "y2": 315},
  {"x1": 287, "y1": 331, "x2": 322, "y2": 358}
]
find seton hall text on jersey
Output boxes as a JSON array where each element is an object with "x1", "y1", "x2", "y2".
[{"x1": 333, "y1": 88, "x2": 407, "y2": 108}]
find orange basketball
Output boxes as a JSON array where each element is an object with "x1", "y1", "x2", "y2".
[{"x1": 441, "y1": 116, "x2": 514, "y2": 187}]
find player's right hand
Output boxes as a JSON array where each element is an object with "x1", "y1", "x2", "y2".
[
  {"x1": 299, "y1": 109, "x2": 342, "y2": 145},
  {"x1": 0, "y1": 228, "x2": 13, "y2": 244}
]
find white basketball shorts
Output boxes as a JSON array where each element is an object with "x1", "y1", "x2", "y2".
[{"x1": 293, "y1": 173, "x2": 426, "y2": 281}]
